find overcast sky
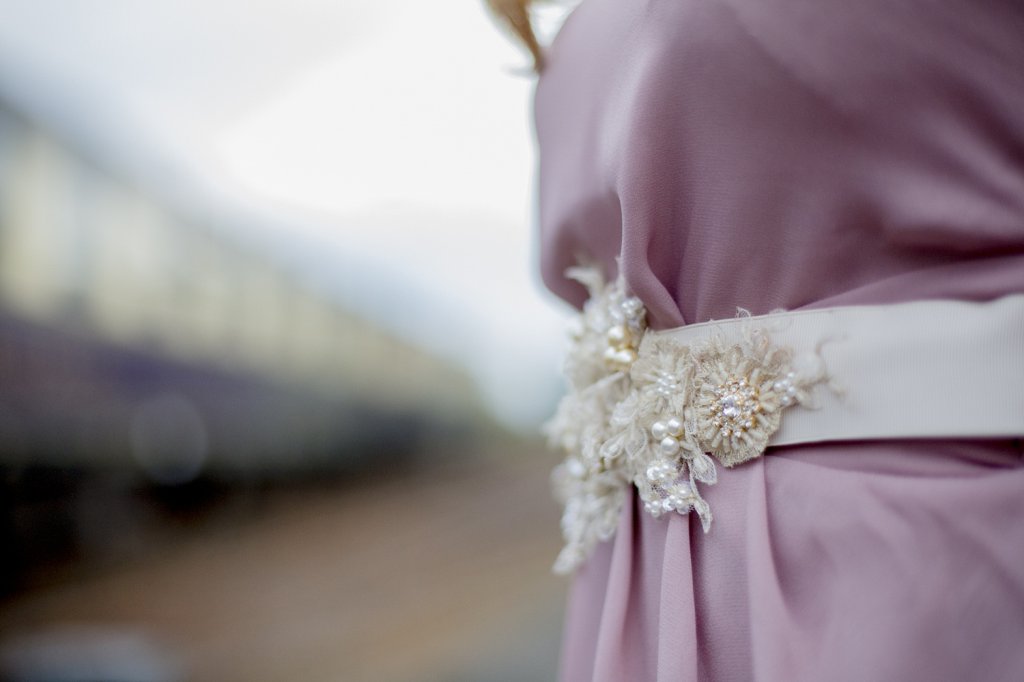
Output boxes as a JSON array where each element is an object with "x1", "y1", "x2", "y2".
[{"x1": 0, "y1": 0, "x2": 580, "y2": 429}]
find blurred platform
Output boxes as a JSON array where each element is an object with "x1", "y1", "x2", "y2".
[{"x1": 0, "y1": 441, "x2": 567, "y2": 682}]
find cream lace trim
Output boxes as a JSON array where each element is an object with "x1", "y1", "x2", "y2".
[{"x1": 547, "y1": 266, "x2": 827, "y2": 574}]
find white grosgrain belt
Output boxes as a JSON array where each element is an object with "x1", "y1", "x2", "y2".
[
  {"x1": 546, "y1": 270, "x2": 1024, "y2": 574},
  {"x1": 654, "y1": 294, "x2": 1024, "y2": 446}
]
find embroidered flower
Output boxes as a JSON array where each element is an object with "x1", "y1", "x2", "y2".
[
  {"x1": 596, "y1": 391, "x2": 648, "y2": 464},
  {"x1": 691, "y1": 327, "x2": 817, "y2": 467},
  {"x1": 597, "y1": 334, "x2": 695, "y2": 491},
  {"x1": 560, "y1": 265, "x2": 645, "y2": 390},
  {"x1": 546, "y1": 264, "x2": 646, "y2": 574},
  {"x1": 598, "y1": 331, "x2": 697, "y2": 466},
  {"x1": 612, "y1": 333, "x2": 718, "y2": 530},
  {"x1": 629, "y1": 335, "x2": 694, "y2": 420},
  {"x1": 545, "y1": 266, "x2": 640, "y2": 471},
  {"x1": 551, "y1": 455, "x2": 629, "y2": 575},
  {"x1": 546, "y1": 373, "x2": 628, "y2": 467},
  {"x1": 547, "y1": 266, "x2": 828, "y2": 573}
]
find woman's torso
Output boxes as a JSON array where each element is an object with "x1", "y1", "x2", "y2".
[{"x1": 535, "y1": 0, "x2": 1024, "y2": 327}]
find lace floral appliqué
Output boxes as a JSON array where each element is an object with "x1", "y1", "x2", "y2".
[{"x1": 547, "y1": 266, "x2": 827, "y2": 574}]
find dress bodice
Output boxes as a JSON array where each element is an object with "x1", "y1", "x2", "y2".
[{"x1": 535, "y1": 0, "x2": 1024, "y2": 329}]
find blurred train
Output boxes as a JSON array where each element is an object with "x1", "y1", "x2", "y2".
[
  {"x1": 0, "y1": 308, "x2": 448, "y2": 481},
  {"x1": 0, "y1": 96, "x2": 489, "y2": 592},
  {"x1": 0, "y1": 98, "x2": 483, "y2": 475}
]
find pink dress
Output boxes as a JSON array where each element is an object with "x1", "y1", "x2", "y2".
[{"x1": 534, "y1": 0, "x2": 1024, "y2": 680}]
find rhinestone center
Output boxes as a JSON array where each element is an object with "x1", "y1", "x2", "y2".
[{"x1": 712, "y1": 376, "x2": 761, "y2": 436}]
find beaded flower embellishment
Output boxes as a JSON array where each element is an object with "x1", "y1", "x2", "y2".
[{"x1": 547, "y1": 266, "x2": 827, "y2": 574}]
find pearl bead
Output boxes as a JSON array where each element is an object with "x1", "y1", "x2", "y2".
[
  {"x1": 606, "y1": 324, "x2": 627, "y2": 345},
  {"x1": 659, "y1": 436, "x2": 680, "y2": 456},
  {"x1": 666, "y1": 417, "x2": 684, "y2": 437},
  {"x1": 614, "y1": 348, "x2": 637, "y2": 366},
  {"x1": 651, "y1": 421, "x2": 668, "y2": 440}
]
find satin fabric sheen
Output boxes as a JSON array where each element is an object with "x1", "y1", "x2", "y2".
[{"x1": 533, "y1": 1, "x2": 1024, "y2": 680}]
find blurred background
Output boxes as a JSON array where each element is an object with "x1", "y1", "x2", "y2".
[{"x1": 0, "y1": 1, "x2": 580, "y2": 680}]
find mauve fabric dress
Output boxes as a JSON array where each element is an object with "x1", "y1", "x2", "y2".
[{"x1": 533, "y1": 1, "x2": 1024, "y2": 680}]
